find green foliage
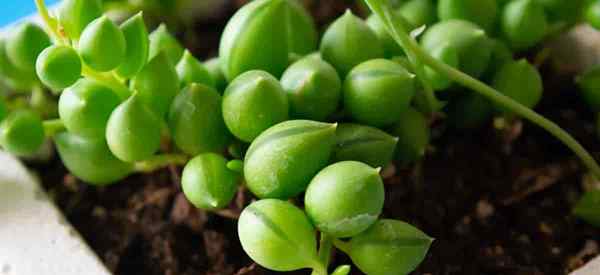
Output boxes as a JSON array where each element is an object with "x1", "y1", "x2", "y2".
[
  {"x1": 148, "y1": 24, "x2": 184, "y2": 65},
  {"x1": 586, "y1": 1, "x2": 600, "y2": 30},
  {"x1": 59, "y1": 78, "x2": 121, "y2": 138},
  {"x1": 58, "y1": 0, "x2": 103, "y2": 39},
  {"x1": 6, "y1": 22, "x2": 51, "y2": 71},
  {"x1": 238, "y1": 199, "x2": 319, "y2": 271},
  {"x1": 500, "y1": 0, "x2": 548, "y2": 50},
  {"x1": 0, "y1": 110, "x2": 44, "y2": 156},
  {"x1": 55, "y1": 132, "x2": 133, "y2": 185},
  {"x1": 343, "y1": 59, "x2": 416, "y2": 127},
  {"x1": 425, "y1": 43, "x2": 459, "y2": 90},
  {"x1": 131, "y1": 51, "x2": 179, "y2": 117},
  {"x1": 399, "y1": 0, "x2": 437, "y2": 29},
  {"x1": 446, "y1": 93, "x2": 493, "y2": 129},
  {"x1": 321, "y1": 10, "x2": 384, "y2": 76},
  {"x1": 0, "y1": 38, "x2": 37, "y2": 91},
  {"x1": 244, "y1": 120, "x2": 336, "y2": 199},
  {"x1": 438, "y1": 0, "x2": 498, "y2": 32},
  {"x1": 367, "y1": 12, "x2": 406, "y2": 58},
  {"x1": 182, "y1": 153, "x2": 239, "y2": 210},
  {"x1": 116, "y1": 12, "x2": 149, "y2": 78},
  {"x1": 176, "y1": 51, "x2": 215, "y2": 88},
  {"x1": 492, "y1": 59, "x2": 543, "y2": 112},
  {"x1": 573, "y1": 189, "x2": 600, "y2": 227},
  {"x1": 281, "y1": 56, "x2": 342, "y2": 121},
  {"x1": 343, "y1": 219, "x2": 433, "y2": 275},
  {"x1": 204, "y1": 57, "x2": 227, "y2": 92},
  {"x1": 222, "y1": 70, "x2": 289, "y2": 142},
  {"x1": 0, "y1": 98, "x2": 6, "y2": 122},
  {"x1": 577, "y1": 66, "x2": 600, "y2": 112},
  {"x1": 334, "y1": 123, "x2": 398, "y2": 168},
  {"x1": 535, "y1": 0, "x2": 585, "y2": 24},
  {"x1": 36, "y1": 45, "x2": 82, "y2": 90},
  {"x1": 79, "y1": 16, "x2": 126, "y2": 72},
  {"x1": 390, "y1": 108, "x2": 430, "y2": 164},
  {"x1": 305, "y1": 161, "x2": 385, "y2": 238},
  {"x1": 105, "y1": 94, "x2": 162, "y2": 162},
  {"x1": 168, "y1": 83, "x2": 231, "y2": 155}
]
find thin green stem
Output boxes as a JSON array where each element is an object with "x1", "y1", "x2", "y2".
[
  {"x1": 311, "y1": 234, "x2": 333, "y2": 275},
  {"x1": 42, "y1": 119, "x2": 65, "y2": 137},
  {"x1": 364, "y1": 0, "x2": 600, "y2": 178},
  {"x1": 134, "y1": 154, "x2": 189, "y2": 172},
  {"x1": 82, "y1": 65, "x2": 132, "y2": 100},
  {"x1": 34, "y1": 0, "x2": 67, "y2": 44}
]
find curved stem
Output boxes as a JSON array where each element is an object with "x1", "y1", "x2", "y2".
[
  {"x1": 34, "y1": 0, "x2": 67, "y2": 44},
  {"x1": 364, "y1": 0, "x2": 600, "y2": 178},
  {"x1": 82, "y1": 66, "x2": 132, "y2": 100},
  {"x1": 134, "y1": 154, "x2": 189, "y2": 172},
  {"x1": 311, "y1": 234, "x2": 333, "y2": 275},
  {"x1": 42, "y1": 119, "x2": 65, "y2": 137}
]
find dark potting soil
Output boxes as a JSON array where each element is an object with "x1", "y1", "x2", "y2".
[{"x1": 28, "y1": 1, "x2": 599, "y2": 274}]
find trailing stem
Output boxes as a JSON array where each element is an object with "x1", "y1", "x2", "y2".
[
  {"x1": 134, "y1": 154, "x2": 189, "y2": 172},
  {"x1": 364, "y1": 0, "x2": 600, "y2": 178},
  {"x1": 311, "y1": 234, "x2": 334, "y2": 275}
]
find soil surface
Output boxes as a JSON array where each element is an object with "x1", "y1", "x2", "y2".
[{"x1": 28, "y1": 1, "x2": 599, "y2": 274}]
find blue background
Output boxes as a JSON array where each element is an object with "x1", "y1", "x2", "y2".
[{"x1": 0, "y1": 0, "x2": 59, "y2": 27}]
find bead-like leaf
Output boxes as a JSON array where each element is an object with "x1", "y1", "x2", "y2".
[
  {"x1": 500, "y1": 0, "x2": 548, "y2": 50},
  {"x1": 168, "y1": 83, "x2": 232, "y2": 155},
  {"x1": 6, "y1": 22, "x2": 51, "y2": 71},
  {"x1": 222, "y1": 70, "x2": 289, "y2": 142},
  {"x1": 577, "y1": 66, "x2": 600, "y2": 112},
  {"x1": 0, "y1": 110, "x2": 44, "y2": 156},
  {"x1": 105, "y1": 94, "x2": 162, "y2": 162},
  {"x1": 438, "y1": 0, "x2": 498, "y2": 33},
  {"x1": 204, "y1": 57, "x2": 227, "y2": 92},
  {"x1": 55, "y1": 132, "x2": 133, "y2": 185},
  {"x1": 182, "y1": 153, "x2": 239, "y2": 210},
  {"x1": 574, "y1": 189, "x2": 600, "y2": 227},
  {"x1": 0, "y1": 39, "x2": 37, "y2": 91},
  {"x1": 424, "y1": 43, "x2": 459, "y2": 91},
  {"x1": 238, "y1": 199, "x2": 319, "y2": 271},
  {"x1": 59, "y1": 78, "x2": 121, "y2": 138},
  {"x1": 176, "y1": 51, "x2": 215, "y2": 88},
  {"x1": 36, "y1": 45, "x2": 82, "y2": 90},
  {"x1": 287, "y1": 0, "x2": 318, "y2": 55},
  {"x1": 344, "y1": 219, "x2": 433, "y2": 275},
  {"x1": 79, "y1": 16, "x2": 127, "y2": 72},
  {"x1": 492, "y1": 59, "x2": 542, "y2": 112},
  {"x1": 389, "y1": 108, "x2": 430, "y2": 164},
  {"x1": 305, "y1": 161, "x2": 384, "y2": 238},
  {"x1": 244, "y1": 120, "x2": 336, "y2": 199},
  {"x1": 148, "y1": 24, "x2": 183, "y2": 65},
  {"x1": 130, "y1": 51, "x2": 179, "y2": 117},
  {"x1": 334, "y1": 123, "x2": 398, "y2": 168},
  {"x1": 116, "y1": 12, "x2": 149, "y2": 78},
  {"x1": 58, "y1": 0, "x2": 103, "y2": 39}
]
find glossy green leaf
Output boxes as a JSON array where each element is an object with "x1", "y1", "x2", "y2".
[
  {"x1": 438, "y1": 0, "x2": 498, "y2": 33},
  {"x1": 305, "y1": 161, "x2": 384, "y2": 238},
  {"x1": 59, "y1": 78, "x2": 121, "y2": 138},
  {"x1": 345, "y1": 219, "x2": 433, "y2": 275},
  {"x1": 148, "y1": 24, "x2": 184, "y2": 65},
  {"x1": 424, "y1": 43, "x2": 459, "y2": 91},
  {"x1": 55, "y1": 132, "x2": 133, "y2": 185},
  {"x1": 130, "y1": 51, "x2": 179, "y2": 117},
  {"x1": 0, "y1": 39, "x2": 38, "y2": 91},
  {"x1": 182, "y1": 153, "x2": 239, "y2": 210},
  {"x1": 176, "y1": 51, "x2": 215, "y2": 88},
  {"x1": 492, "y1": 59, "x2": 542, "y2": 112},
  {"x1": 222, "y1": 70, "x2": 289, "y2": 142},
  {"x1": 366, "y1": 13, "x2": 406, "y2": 58},
  {"x1": 244, "y1": 120, "x2": 337, "y2": 199},
  {"x1": 536, "y1": 0, "x2": 584, "y2": 25},
  {"x1": 287, "y1": 0, "x2": 318, "y2": 55},
  {"x1": 334, "y1": 123, "x2": 398, "y2": 168},
  {"x1": 204, "y1": 57, "x2": 228, "y2": 92},
  {"x1": 58, "y1": 0, "x2": 103, "y2": 39},
  {"x1": 281, "y1": 56, "x2": 342, "y2": 121},
  {"x1": 0, "y1": 110, "x2": 44, "y2": 156},
  {"x1": 105, "y1": 94, "x2": 162, "y2": 162},
  {"x1": 446, "y1": 93, "x2": 493, "y2": 129},
  {"x1": 399, "y1": 0, "x2": 437, "y2": 28},
  {"x1": 168, "y1": 83, "x2": 232, "y2": 155},
  {"x1": 6, "y1": 22, "x2": 51, "y2": 71},
  {"x1": 421, "y1": 19, "x2": 492, "y2": 78},
  {"x1": 331, "y1": 265, "x2": 351, "y2": 275},
  {"x1": 36, "y1": 45, "x2": 82, "y2": 90},
  {"x1": 238, "y1": 199, "x2": 319, "y2": 271},
  {"x1": 483, "y1": 39, "x2": 514, "y2": 78},
  {"x1": 573, "y1": 189, "x2": 600, "y2": 227},
  {"x1": 0, "y1": 98, "x2": 6, "y2": 122},
  {"x1": 577, "y1": 66, "x2": 600, "y2": 112},
  {"x1": 320, "y1": 10, "x2": 384, "y2": 76},
  {"x1": 343, "y1": 59, "x2": 416, "y2": 127},
  {"x1": 116, "y1": 12, "x2": 149, "y2": 78},
  {"x1": 586, "y1": 1, "x2": 600, "y2": 30},
  {"x1": 79, "y1": 16, "x2": 126, "y2": 72},
  {"x1": 501, "y1": 0, "x2": 548, "y2": 50},
  {"x1": 390, "y1": 108, "x2": 429, "y2": 164}
]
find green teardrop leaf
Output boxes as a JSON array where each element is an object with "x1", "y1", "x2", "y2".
[
  {"x1": 574, "y1": 189, "x2": 600, "y2": 227},
  {"x1": 36, "y1": 45, "x2": 82, "y2": 90},
  {"x1": 58, "y1": 0, "x2": 103, "y2": 39},
  {"x1": 492, "y1": 59, "x2": 542, "y2": 112},
  {"x1": 425, "y1": 43, "x2": 459, "y2": 91},
  {"x1": 0, "y1": 39, "x2": 37, "y2": 91},
  {"x1": 116, "y1": 12, "x2": 149, "y2": 78},
  {"x1": 389, "y1": 108, "x2": 430, "y2": 164},
  {"x1": 182, "y1": 153, "x2": 239, "y2": 210},
  {"x1": 176, "y1": 51, "x2": 215, "y2": 88},
  {"x1": 577, "y1": 66, "x2": 600, "y2": 112},
  {"x1": 501, "y1": 0, "x2": 548, "y2": 50},
  {"x1": 244, "y1": 120, "x2": 337, "y2": 199},
  {"x1": 238, "y1": 199, "x2": 319, "y2": 271},
  {"x1": 287, "y1": 0, "x2": 318, "y2": 55},
  {"x1": 148, "y1": 24, "x2": 183, "y2": 65},
  {"x1": 79, "y1": 16, "x2": 127, "y2": 72},
  {"x1": 204, "y1": 57, "x2": 228, "y2": 92},
  {"x1": 331, "y1": 265, "x2": 351, "y2": 275},
  {"x1": 399, "y1": 0, "x2": 437, "y2": 28},
  {"x1": 438, "y1": 0, "x2": 498, "y2": 33},
  {"x1": 59, "y1": 78, "x2": 121, "y2": 138},
  {"x1": 366, "y1": 12, "x2": 407, "y2": 58},
  {"x1": 55, "y1": 132, "x2": 133, "y2": 185},
  {"x1": 0, "y1": 110, "x2": 45, "y2": 156},
  {"x1": 222, "y1": 70, "x2": 289, "y2": 142},
  {"x1": 168, "y1": 83, "x2": 232, "y2": 155},
  {"x1": 6, "y1": 22, "x2": 51, "y2": 71},
  {"x1": 334, "y1": 123, "x2": 398, "y2": 168},
  {"x1": 130, "y1": 51, "x2": 179, "y2": 117},
  {"x1": 105, "y1": 94, "x2": 162, "y2": 162},
  {"x1": 305, "y1": 161, "x2": 384, "y2": 238},
  {"x1": 586, "y1": 1, "x2": 600, "y2": 30},
  {"x1": 346, "y1": 219, "x2": 433, "y2": 275}
]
